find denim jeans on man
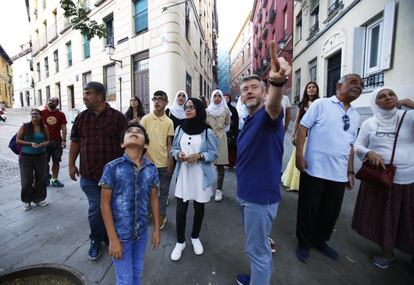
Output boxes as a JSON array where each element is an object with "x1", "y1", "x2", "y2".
[
  {"x1": 157, "y1": 167, "x2": 171, "y2": 217},
  {"x1": 112, "y1": 229, "x2": 148, "y2": 285},
  {"x1": 80, "y1": 178, "x2": 107, "y2": 243},
  {"x1": 238, "y1": 198, "x2": 279, "y2": 285}
]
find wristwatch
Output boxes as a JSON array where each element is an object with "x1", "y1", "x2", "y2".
[
  {"x1": 199, "y1": 153, "x2": 205, "y2": 161},
  {"x1": 269, "y1": 77, "x2": 288, "y2": 87}
]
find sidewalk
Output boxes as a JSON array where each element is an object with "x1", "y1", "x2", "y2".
[{"x1": 0, "y1": 123, "x2": 413, "y2": 284}]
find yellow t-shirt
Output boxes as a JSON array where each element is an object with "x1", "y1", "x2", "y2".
[{"x1": 140, "y1": 112, "x2": 174, "y2": 168}]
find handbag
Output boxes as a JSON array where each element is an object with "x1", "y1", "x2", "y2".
[
  {"x1": 355, "y1": 111, "x2": 407, "y2": 188},
  {"x1": 8, "y1": 133, "x2": 22, "y2": 155}
]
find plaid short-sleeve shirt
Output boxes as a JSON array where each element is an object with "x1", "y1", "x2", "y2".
[{"x1": 70, "y1": 105, "x2": 128, "y2": 180}]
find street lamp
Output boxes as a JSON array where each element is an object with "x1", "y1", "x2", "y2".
[
  {"x1": 162, "y1": 0, "x2": 188, "y2": 13},
  {"x1": 277, "y1": 38, "x2": 293, "y2": 53},
  {"x1": 105, "y1": 44, "x2": 122, "y2": 68}
]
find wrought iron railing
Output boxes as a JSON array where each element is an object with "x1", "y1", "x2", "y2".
[{"x1": 363, "y1": 72, "x2": 384, "y2": 90}]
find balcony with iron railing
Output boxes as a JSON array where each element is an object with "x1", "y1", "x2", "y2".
[
  {"x1": 328, "y1": 0, "x2": 343, "y2": 16},
  {"x1": 59, "y1": 16, "x2": 71, "y2": 34},
  {"x1": 362, "y1": 71, "x2": 384, "y2": 91},
  {"x1": 308, "y1": 22, "x2": 319, "y2": 39},
  {"x1": 48, "y1": 23, "x2": 58, "y2": 43},
  {"x1": 134, "y1": 9, "x2": 148, "y2": 34}
]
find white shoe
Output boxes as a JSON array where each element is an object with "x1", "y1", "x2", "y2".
[
  {"x1": 36, "y1": 200, "x2": 48, "y2": 207},
  {"x1": 215, "y1": 190, "x2": 223, "y2": 202},
  {"x1": 191, "y1": 238, "x2": 204, "y2": 255},
  {"x1": 23, "y1": 203, "x2": 32, "y2": 211},
  {"x1": 171, "y1": 242, "x2": 186, "y2": 261}
]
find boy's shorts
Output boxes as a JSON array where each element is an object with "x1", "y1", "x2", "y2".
[{"x1": 47, "y1": 140, "x2": 63, "y2": 163}]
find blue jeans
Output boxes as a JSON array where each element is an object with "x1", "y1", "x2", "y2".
[
  {"x1": 112, "y1": 230, "x2": 148, "y2": 285},
  {"x1": 238, "y1": 198, "x2": 279, "y2": 285},
  {"x1": 158, "y1": 167, "x2": 171, "y2": 217},
  {"x1": 80, "y1": 178, "x2": 108, "y2": 243}
]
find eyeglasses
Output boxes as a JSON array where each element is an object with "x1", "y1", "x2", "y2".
[
  {"x1": 375, "y1": 124, "x2": 396, "y2": 138},
  {"x1": 126, "y1": 128, "x2": 144, "y2": 135},
  {"x1": 151, "y1": 97, "x2": 165, "y2": 102},
  {"x1": 184, "y1": 105, "x2": 196, "y2": 111},
  {"x1": 342, "y1": 114, "x2": 350, "y2": 131}
]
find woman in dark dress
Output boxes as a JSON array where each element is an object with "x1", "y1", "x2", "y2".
[{"x1": 125, "y1": 96, "x2": 145, "y2": 122}]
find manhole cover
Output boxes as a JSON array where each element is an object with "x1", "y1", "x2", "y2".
[{"x1": 0, "y1": 264, "x2": 87, "y2": 285}]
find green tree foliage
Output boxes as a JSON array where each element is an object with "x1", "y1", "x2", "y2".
[{"x1": 60, "y1": 0, "x2": 107, "y2": 39}]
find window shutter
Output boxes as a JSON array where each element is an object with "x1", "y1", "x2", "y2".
[
  {"x1": 352, "y1": 27, "x2": 365, "y2": 76},
  {"x1": 380, "y1": 1, "x2": 396, "y2": 70}
]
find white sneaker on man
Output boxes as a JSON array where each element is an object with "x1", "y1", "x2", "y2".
[
  {"x1": 36, "y1": 200, "x2": 48, "y2": 207},
  {"x1": 215, "y1": 190, "x2": 223, "y2": 202},
  {"x1": 191, "y1": 238, "x2": 204, "y2": 255},
  {"x1": 171, "y1": 242, "x2": 186, "y2": 261}
]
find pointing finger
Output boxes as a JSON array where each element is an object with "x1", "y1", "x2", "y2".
[{"x1": 269, "y1": 42, "x2": 280, "y2": 72}]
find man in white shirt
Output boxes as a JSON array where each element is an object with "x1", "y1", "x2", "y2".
[
  {"x1": 281, "y1": 95, "x2": 292, "y2": 133},
  {"x1": 295, "y1": 74, "x2": 364, "y2": 263}
]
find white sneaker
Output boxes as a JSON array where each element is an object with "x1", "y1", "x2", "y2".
[
  {"x1": 215, "y1": 190, "x2": 223, "y2": 202},
  {"x1": 23, "y1": 203, "x2": 32, "y2": 211},
  {"x1": 191, "y1": 238, "x2": 204, "y2": 255},
  {"x1": 36, "y1": 200, "x2": 48, "y2": 207},
  {"x1": 171, "y1": 242, "x2": 186, "y2": 261}
]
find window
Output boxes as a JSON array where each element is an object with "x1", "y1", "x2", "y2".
[
  {"x1": 309, "y1": 58, "x2": 317, "y2": 82},
  {"x1": 199, "y1": 75, "x2": 202, "y2": 97},
  {"x1": 44, "y1": 57, "x2": 49, "y2": 78},
  {"x1": 185, "y1": 2, "x2": 190, "y2": 42},
  {"x1": 104, "y1": 64, "x2": 116, "y2": 101},
  {"x1": 46, "y1": 85, "x2": 50, "y2": 100},
  {"x1": 283, "y1": 7, "x2": 288, "y2": 32},
  {"x1": 36, "y1": 62, "x2": 41, "y2": 81},
  {"x1": 82, "y1": 71, "x2": 92, "y2": 88},
  {"x1": 134, "y1": 0, "x2": 148, "y2": 34},
  {"x1": 105, "y1": 16, "x2": 114, "y2": 47},
  {"x1": 294, "y1": 69, "x2": 301, "y2": 103},
  {"x1": 310, "y1": 3, "x2": 319, "y2": 36},
  {"x1": 186, "y1": 72, "x2": 192, "y2": 97},
  {"x1": 82, "y1": 33, "x2": 90, "y2": 59},
  {"x1": 296, "y1": 12, "x2": 302, "y2": 43},
  {"x1": 66, "y1": 41, "x2": 72, "y2": 67},
  {"x1": 38, "y1": 89, "x2": 43, "y2": 105},
  {"x1": 53, "y1": 50, "x2": 59, "y2": 73},
  {"x1": 365, "y1": 19, "x2": 383, "y2": 74}
]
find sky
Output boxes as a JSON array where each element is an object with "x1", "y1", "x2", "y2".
[
  {"x1": 0, "y1": 0, "x2": 253, "y2": 57},
  {"x1": 216, "y1": 0, "x2": 254, "y2": 50},
  {"x1": 0, "y1": 0, "x2": 30, "y2": 57}
]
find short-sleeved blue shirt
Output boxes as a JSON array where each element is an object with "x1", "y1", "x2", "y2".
[
  {"x1": 99, "y1": 154, "x2": 159, "y2": 241},
  {"x1": 236, "y1": 106, "x2": 284, "y2": 204}
]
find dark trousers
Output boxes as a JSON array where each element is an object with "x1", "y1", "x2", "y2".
[
  {"x1": 80, "y1": 178, "x2": 108, "y2": 243},
  {"x1": 19, "y1": 153, "x2": 47, "y2": 203},
  {"x1": 216, "y1": 165, "x2": 225, "y2": 190},
  {"x1": 296, "y1": 172, "x2": 345, "y2": 249},
  {"x1": 176, "y1": 198, "x2": 205, "y2": 243}
]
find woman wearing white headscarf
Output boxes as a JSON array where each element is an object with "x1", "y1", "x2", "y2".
[
  {"x1": 166, "y1": 91, "x2": 188, "y2": 130},
  {"x1": 206, "y1": 89, "x2": 231, "y2": 202},
  {"x1": 352, "y1": 87, "x2": 414, "y2": 269}
]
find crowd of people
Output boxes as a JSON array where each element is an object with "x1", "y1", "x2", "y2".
[{"x1": 13, "y1": 42, "x2": 414, "y2": 284}]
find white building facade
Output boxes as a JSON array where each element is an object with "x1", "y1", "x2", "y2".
[
  {"x1": 27, "y1": 0, "x2": 218, "y2": 122},
  {"x1": 292, "y1": 0, "x2": 414, "y2": 107},
  {"x1": 229, "y1": 14, "x2": 253, "y2": 97},
  {"x1": 11, "y1": 47, "x2": 35, "y2": 108}
]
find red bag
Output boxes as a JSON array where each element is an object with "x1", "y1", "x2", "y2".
[
  {"x1": 355, "y1": 111, "x2": 406, "y2": 188},
  {"x1": 355, "y1": 162, "x2": 396, "y2": 187}
]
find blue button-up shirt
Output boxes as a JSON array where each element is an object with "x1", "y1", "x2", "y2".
[
  {"x1": 99, "y1": 154, "x2": 159, "y2": 241},
  {"x1": 300, "y1": 96, "x2": 360, "y2": 182}
]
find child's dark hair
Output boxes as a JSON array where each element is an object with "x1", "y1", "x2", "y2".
[{"x1": 121, "y1": 121, "x2": 150, "y2": 154}]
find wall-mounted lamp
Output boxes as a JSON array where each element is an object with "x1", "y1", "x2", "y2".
[
  {"x1": 277, "y1": 38, "x2": 293, "y2": 53},
  {"x1": 162, "y1": 0, "x2": 188, "y2": 13},
  {"x1": 106, "y1": 44, "x2": 122, "y2": 68}
]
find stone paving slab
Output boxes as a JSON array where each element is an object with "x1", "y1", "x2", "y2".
[{"x1": 1, "y1": 109, "x2": 413, "y2": 284}]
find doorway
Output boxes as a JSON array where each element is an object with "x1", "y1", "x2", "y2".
[{"x1": 326, "y1": 51, "x2": 341, "y2": 97}]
